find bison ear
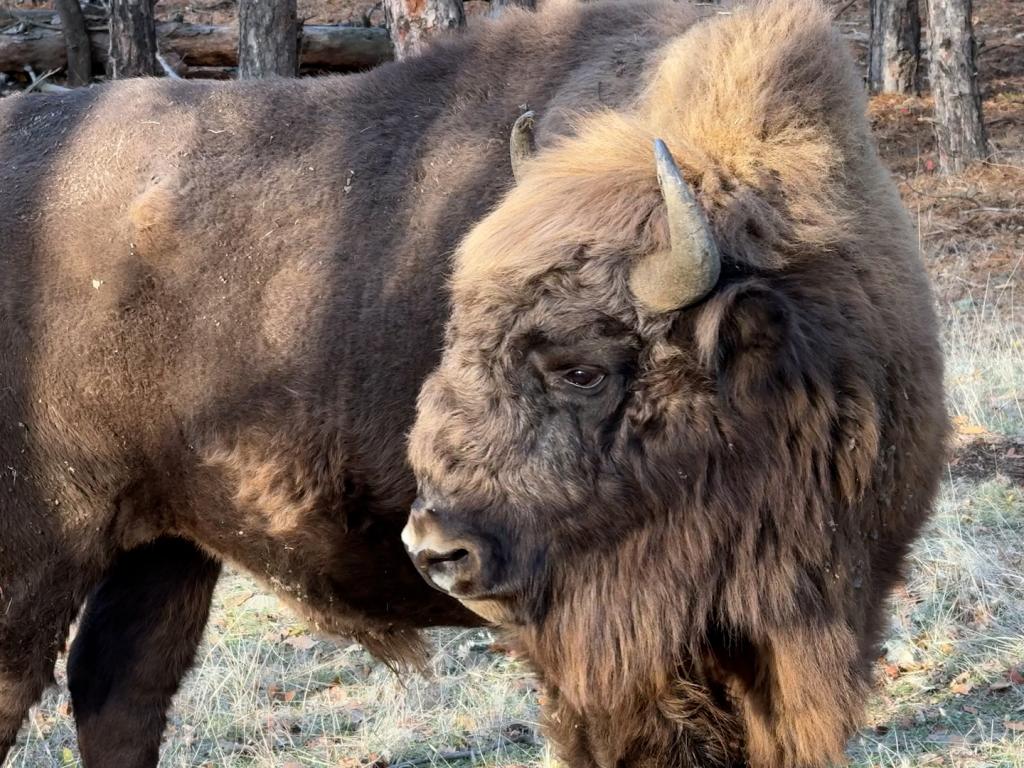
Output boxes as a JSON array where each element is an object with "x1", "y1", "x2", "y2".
[{"x1": 693, "y1": 280, "x2": 807, "y2": 402}]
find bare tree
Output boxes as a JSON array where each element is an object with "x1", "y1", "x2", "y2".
[
  {"x1": 926, "y1": 0, "x2": 989, "y2": 173},
  {"x1": 55, "y1": 0, "x2": 92, "y2": 85},
  {"x1": 868, "y1": 0, "x2": 920, "y2": 93},
  {"x1": 238, "y1": 0, "x2": 299, "y2": 78},
  {"x1": 383, "y1": 0, "x2": 465, "y2": 61},
  {"x1": 108, "y1": 0, "x2": 158, "y2": 78}
]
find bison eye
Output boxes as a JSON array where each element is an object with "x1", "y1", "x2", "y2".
[{"x1": 562, "y1": 367, "x2": 606, "y2": 390}]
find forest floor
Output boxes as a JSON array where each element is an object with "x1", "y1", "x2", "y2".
[{"x1": 3, "y1": 0, "x2": 1024, "y2": 765}]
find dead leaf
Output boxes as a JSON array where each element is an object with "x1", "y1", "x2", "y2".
[
  {"x1": 284, "y1": 634, "x2": 317, "y2": 651},
  {"x1": 952, "y1": 415, "x2": 989, "y2": 436},
  {"x1": 991, "y1": 680, "x2": 1013, "y2": 692},
  {"x1": 883, "y1": 664, "x2": 901, "y2": 680},
  {"x1": 324, "y1": 684, "x2": 348, "y2": 703},
  {"x1": 1005, "y1": 720, "x2": 1024, "y2": 731},
  {"x1": 267, "y1": 683, "x2": 296, "y2": 702},
  {"x1": 950, "y1": 680, "x2": 973, "y2": 695},
  {"x1": 1011, "y1": 668, "x2": 1024, "y2": 685},
  {"x1": 950, "y1": 672, "x2": 974, "y2": 695}
]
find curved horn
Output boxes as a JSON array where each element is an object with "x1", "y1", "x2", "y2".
[
  {"x1": 509, "y1": 110, "x2": 536, "y2": 183},
  {"x1": 629, "y1": 139, "x2": 721, "y2": 312}
]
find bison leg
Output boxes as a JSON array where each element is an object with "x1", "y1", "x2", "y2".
[
  {"x1": 0, "y1": 559, "x2": 85, "y2": 764},
  {"x1": 733, "y1": 623, "x2": 867, "y2": 768},
  {"x1": 68, "y1": 537, "x2": 221, "y2": 768}
]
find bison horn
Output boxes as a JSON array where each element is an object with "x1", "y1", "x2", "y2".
[
  {"x1": 629, "y1": 139, "x2": 721, "y2": 312},
  {"x1": 509, "y1": 111, "x2": 536, "y2": 183}
]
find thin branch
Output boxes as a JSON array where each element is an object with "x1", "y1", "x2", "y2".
[
  {"x1": 388, "y1": 732, "x2": 540, "y2": 768},
  {"x1": 23, "y1": 65, "x2": 69, "y2": 93},
  {"x1": 899, "y1": 176, "x2": 982, "y2": 205},
  {"x1": 832, "y1": 0, "x2": 859, "y2": 18},
  {"x1": 156, "y1": 50, "x2": 181, "y2": 79},
  {"x1": 977, "y1": 42, "x2": 1021, "y2": 57}
]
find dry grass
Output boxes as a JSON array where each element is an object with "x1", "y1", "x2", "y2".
[
  {"x1": 849, "y1": 476, "x2": 1024, "y2": 768},
  {"x1": 944, "y1": 287, "x2": 1023, "y2": 438},
  {"x1": 6, "y1": 586, "x2": 549, "y2": 768}
]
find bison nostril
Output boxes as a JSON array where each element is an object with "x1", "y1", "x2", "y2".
[
  {"x1": 426, "y1": 548, "x2": 469, "y2": 567},
  {"x1": 415, "y1": 546, "x2": 479, "y2": 595}
]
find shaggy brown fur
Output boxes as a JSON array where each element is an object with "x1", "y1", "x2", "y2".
[
  {"x1": 408, "y1": 1, "x2": 948, "y2": 766},
  {"x1": 0, "y1": 2, "x2": 702, "y2": 763}
]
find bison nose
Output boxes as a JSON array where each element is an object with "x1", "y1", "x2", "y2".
[
  {"x1": 402, "y1": 498, "x2": 483, "y2": 596},
  {"x1": 413, "y1": 546, "x2": 476, "y2": 594}
]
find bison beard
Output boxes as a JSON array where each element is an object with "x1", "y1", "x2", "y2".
[
  {"x1": 407, "y1": 1, "x2": 948, "y2": 766},
  {"x1": 0, "y1": 0, "x2": 945, "y2": 767}
]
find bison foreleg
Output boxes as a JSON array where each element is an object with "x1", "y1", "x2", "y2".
[
  {"x1": 734, "y1": 622, "x2": 867, "y2": 768},
  {"x1": 68, "y1": 537, "x2": 221, "y2": 768}
]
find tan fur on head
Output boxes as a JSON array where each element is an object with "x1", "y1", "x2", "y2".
[
  {"x1": 455, "y1": 0, "x2": 866, "y2": 308},
  {"x1": 641, "y1": 0, "x2": 867, "y2": 260}
]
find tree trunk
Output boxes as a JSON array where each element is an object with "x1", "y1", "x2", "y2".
[
  {"x1": 54, "y1": 0, "x2": 91, "y2": 85},
  {"x1": 383, "y1": 0, "x2": 465, "y2": 61},
  {"x1": 489, "y1": 0, "x2": 535, "y2": 17},
  {"x1": 238, "y1": 0, "x2": 299, "y2": 78},
  {"x1": 108, "y1": 0, "x2": 158, "y2": 78},
  {"x1": 926, "y1": 0, "x2": 989, "y2": 173},
  {"x1": 868, "y1": 0, "x2": 921, "y2": 94}
]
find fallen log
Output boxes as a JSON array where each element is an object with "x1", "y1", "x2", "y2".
[{"x1": 0, "y1": 14, "x2": 392, "y2": 75}]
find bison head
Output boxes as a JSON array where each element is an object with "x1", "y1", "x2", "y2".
[
  {"x1": 403, "y1": 131, "x2": 733, "y2": 617},
  {"x1": 402, "y1": 92, "x2": 877, "y2": 632}
]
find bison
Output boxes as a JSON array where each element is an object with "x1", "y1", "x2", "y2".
[
  {"x1": 403, "y1": 1, "x2": 948, "y2": 767},
  {"x1": 0, "y1": 0, "x2": 945, "y2": 766}
]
